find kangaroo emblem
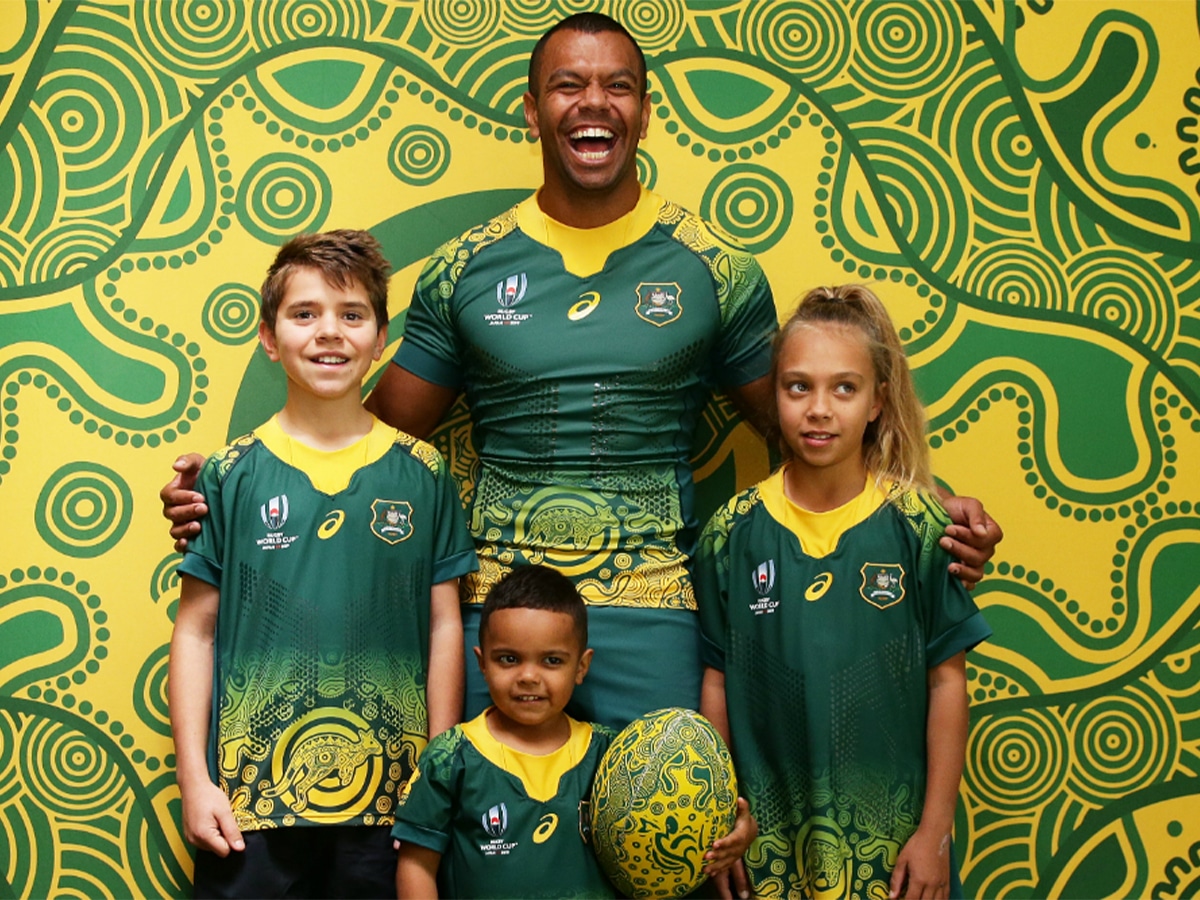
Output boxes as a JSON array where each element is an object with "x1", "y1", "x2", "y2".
[
  {"x1": 263, "y1": 727, "x2": 381, "y2": 812},
  {"x1": 527, "y1": 504, "x2": 619, "y2": 550}
]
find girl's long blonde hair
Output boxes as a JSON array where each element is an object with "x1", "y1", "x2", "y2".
[{"x1": 770, "y1": 284, "x2": 933, "y2": 491}]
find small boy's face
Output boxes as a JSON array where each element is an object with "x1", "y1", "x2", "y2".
[
  {"x1": 475, "y1": 607, "x2": 592, "y2": 733},
  {"x1": 259, "y1": 267, "x2": 387, "y2": 402}
]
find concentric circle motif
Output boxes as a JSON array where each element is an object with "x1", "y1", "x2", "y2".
[
  {"x1": 850, "y1": 0, "x2": 963, "y2": 99},
  {"x1": 742, "y1": 0, "x2": 850, "y2": 84},
  {"x1": 202, "y1": 282, "x2": 260, "y2": 345},
  {"x1": 636, "y1": 149, "x2": 658, "y2": 191},
  {"x1": 236, "y1": 153, "x2": 331, "y2": 244},
  {"x1": 1067, "y1": 687, "x2": 1176, "y2": 805},
  {"x1": 27, "y1": 222, "x2": 117, "y2": 285},
  {"x1": 252, "y1": 0, "x2": 365, "y2": 45},
  {"x1": 422, "y1": 0, "x2": 501, "y2": 47},
  {"x1": 621, "y1": 0, "x2": 686, "y2": 53},
  {"x1": 388, "y1": 126, "x2": 452, "y2": 187},
  {"x1": 133, "y1": 645, "x2": 172, "y2": 737},
  {"x1": 1067, "y1": 248, "x2": 1175, "y2": 352},
  {"x1": 20, "y1": 717, "x2": 126, "y2": 817},
  {"x1": 135, "y1": 0, "x2": 251, "y2": 76},
  {"x1": 500, "y1": 0, "x2": 565, "y2": 36},
  {"x1": 966, "y1": 709, "x2": 1069, "y2": 812},
  {"x1": 959, "y1": 241, "x2": 1069, "y2": 312},
  {"x1": 35, "y1": 462, "x2": 133, "y2": 557},
  {"x1": 700, "y1": 164, "x2": 792, "y2": 254}
]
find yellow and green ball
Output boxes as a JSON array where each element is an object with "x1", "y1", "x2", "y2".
[{"x1": 591, "y1": 708, "x2": 738, "y2": 898}]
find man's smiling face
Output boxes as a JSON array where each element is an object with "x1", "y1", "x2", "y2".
[{"x1": 523, "y1": 27, "x2": 650, "y2": 214}]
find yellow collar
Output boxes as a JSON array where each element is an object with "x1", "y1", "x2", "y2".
[
  {"x1": 516, "y1": 187, "x2": 663, "y2": 277},
  {"x1": 256, "y1": 414, "x2": 397, "y2": 495},
  {"x1": 759, "y1": 466, "x2": 891, "y2": 558}
]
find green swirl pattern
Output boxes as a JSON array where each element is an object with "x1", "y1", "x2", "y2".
[{"x1": 2, "y1": 1, "x2": 1199, "y2": 896}]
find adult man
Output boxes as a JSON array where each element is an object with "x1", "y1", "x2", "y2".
[{"x1": 164, "y1": 14, "x2": 1000, "y2": 730}]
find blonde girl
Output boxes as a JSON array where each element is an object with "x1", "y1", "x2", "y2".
[{"x1": 698, "y1": 285, "x2": 992, "y2": 900}]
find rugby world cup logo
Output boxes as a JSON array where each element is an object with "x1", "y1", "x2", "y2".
[
  {"x1": 483, "y1": 803, "x2": 508, "y2": 838},
  {"x1": 497, "y1": 273, "x2": 527, "y2": 308},
  {"x1": 753, "y1": 560, "x2": 775, "y2": 596},
  {"x1": 261, "y1": 495, "x2": 288, "y2": 530}
]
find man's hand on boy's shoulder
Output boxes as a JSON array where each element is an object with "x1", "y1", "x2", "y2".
[
  {"x1": 938, "y1": 494, "x2": 1003, "y2": 591},
  {"x1": 161, "y1": 452, "x2": 208, "y2": 551}
]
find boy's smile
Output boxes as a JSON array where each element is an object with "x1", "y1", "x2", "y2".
[
  {"x1": 476, "y1": 607, "x2": 592, "y2": 748},
  {"x1": 259, "y1": 267, "x2": 387, "y2": 403}
]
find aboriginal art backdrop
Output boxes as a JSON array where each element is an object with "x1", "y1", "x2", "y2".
[{"x1": 1, "y1": 1, "x2": 1198, "y2": 897}]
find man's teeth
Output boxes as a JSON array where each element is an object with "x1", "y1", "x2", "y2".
[{"x1": 571, "y1": 126, "x2": 614, "y2": 140}]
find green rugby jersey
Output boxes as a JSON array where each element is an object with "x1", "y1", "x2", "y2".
[
  {"x1": 395, "y1": 189, "x2": 777, "y2": 609},
  {"x1": 696, "y1": 469, "x2": 991, "y2": 899},
  {"x1": 393, "y1": 712, "x2": 616, "y2": 899},
  {"x1": 179, "y1": 416, "x2": 476, "y2": 830}
]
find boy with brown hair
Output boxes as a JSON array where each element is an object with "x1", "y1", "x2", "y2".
[{"x1": 169, "y1": 229, "x2": 475, "y2": 898}]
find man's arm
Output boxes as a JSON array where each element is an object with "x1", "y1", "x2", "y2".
[
  {"x1": 397, "y1": 842, "x2": 442, "y2": 899},
  {"x1": 725, "y1": 374, "x2": 773, "y2": 438},
  {"x1": 889, "y1": 651, "x2": 968, "y2": 900},
  {"x1": 365, "y1": 363, "x2": 459, "y2": 440},
  {"x1": 426, "y1": 579, "x2": 464, "y2": 737},
  {"x1": 169, "y1": 574, "x2": 244, "y2": 856}
]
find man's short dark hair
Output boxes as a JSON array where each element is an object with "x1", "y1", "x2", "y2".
[
  {"x1": 259, "y1": 229, "x2": 391, "y2": 330},
  {"x1": 479, "y1": 565, "x2": 588, "y2": 648},
  {"x1": 527, "y1": 12, "x2": 648, "y2": 97}
]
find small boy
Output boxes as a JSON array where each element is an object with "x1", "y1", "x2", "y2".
[
  {"x1": 392, "y1": 565, "x2": 617, "y2": 899},
  {"x1": 394, "y1": 565, "x2": 758, "y2": 899},
  {"x1": 169, "y1": 230, "x2": 476, "y2": 899}
]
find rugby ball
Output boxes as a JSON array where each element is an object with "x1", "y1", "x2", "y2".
[{"x1": 590, "y1": 708, "x2": 738, "y2": 898}]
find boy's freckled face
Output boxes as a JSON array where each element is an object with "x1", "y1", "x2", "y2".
[
  {"x1": 259, "y1": 267, "x2": 387, "y2": 401},
  {"x1": 476, "y1": 608, "x2": 591, "y2": 732}
]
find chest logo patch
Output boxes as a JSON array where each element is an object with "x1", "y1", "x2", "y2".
[
  {"x1": 371, "y1": 500, "x2": 413, "y2": 544},
  {"x1": 533, "y1": 812, "x2": 558, "y2": 843},
  {"x1": 497, "y1": 273, "x2": 527, "y2": 307},
  {"x1": 752, "y1": 560, "x2": 775, "y2": 595},
  {"x1": 860, "y1": 563, "x2": 905, "y2": 609},
  {"x1": 568, "y1": 291, "x2": 600, "y2": 321},
  {"x1": 806, "y1": 572, "x2": 833, "y2": 601},
  {"x1": 634, "y1": 282, "x2": 682, "y2": 326},
  {"x1": 317, "y1": 510, "x2": 344, "y2": 540}
]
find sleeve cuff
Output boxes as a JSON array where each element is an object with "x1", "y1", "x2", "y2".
[
  {"x1": 178, "y1": 553, "x2": 221, "y2": 587},
  {"x1": 390, "y1": 821, "x2": 450, "y2": 854},
  {"x1": 394, "y1": 342, "x2": 464, "y2": 391},
  {"x1": 432, "y1": 547, "x2": 479, "y2": 585},
  {"x1": 927, "y1": 610, "x2": 993, "y2": 668}
]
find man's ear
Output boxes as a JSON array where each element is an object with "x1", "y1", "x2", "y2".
[
  {"x1": 523, "y1": 91, "x2": 541, "y2": 140},
  {"x1": 259, "y1": 320, "x2": 280, "y2": 361}
]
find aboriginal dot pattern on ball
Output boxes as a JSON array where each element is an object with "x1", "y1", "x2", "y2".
[{"x1": 591, "y1": 708, "x2": 738, "y2": 898}]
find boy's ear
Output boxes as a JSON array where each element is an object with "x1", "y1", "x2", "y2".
[
  {"x1": 373, "y1": 322, "x2": 388, "y2": 361},
  {"x1": 575, "y1": 647, "x2": 594, "y2": 685},
  {"x1": 259, "y1": 320, "x2": 280, "y2": 361},
  {"x1": 473, "y1": 645, "x2": 484, "y2": 673}
]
